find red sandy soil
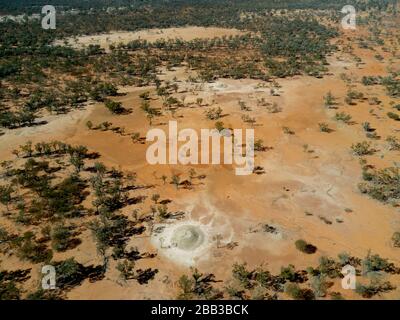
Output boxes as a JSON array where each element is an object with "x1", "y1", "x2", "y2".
[{"x1": 1, "y1": 26, "x2": 399, "y2": 300}]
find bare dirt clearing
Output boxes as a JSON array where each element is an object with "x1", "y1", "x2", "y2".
[{"x1": 54, "y1": 27, "x2": 247, "y2": 51}]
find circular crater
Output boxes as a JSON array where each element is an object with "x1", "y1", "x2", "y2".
[{"x1": 170, "y1": 225, "x2": 205, "y2": 251}]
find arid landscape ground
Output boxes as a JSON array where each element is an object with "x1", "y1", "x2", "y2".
[{"x1": 0, "y1": 1, "x2": 400, "y2": 300}]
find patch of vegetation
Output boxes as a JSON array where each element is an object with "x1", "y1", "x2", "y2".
[
  {"x1": 355, "y1": 278, "x2": 395, "y2": 298},
  {"x1": 362, "y1": 253, "x2": 400, "y2": 274},
  {"x1": 387, "y1": 112, "x2": 400, "y2": 121},
  {"x1": 318, "y1": 122, "x2": 332, "y2": 133},
  {"x1": 177, "y1": 268, "x2": 222, "y2": 300},
  {"x1": 362, "y1": 76, "x2": 382, "y2": 86},
  {"x1": 285, "y1": 283, "x2": 315, "y2": 300},
  {"x1": 351, "y1": 141, "x2": 375, "y2": 156},
  {"x1": 382, "y1": 76, "x2": 400, "y2": 97},
  {"x1": 392, "y1": 232, "x2": 400, "y2": 248},
  {"x1": 334, "y1": 112, "x2": 352, "y2": 124},
  {"x1": 104, "y1": 100, "x2": 126, "y2": 114},
  {"x1": 345, "y1": 90, "x2": 364, "y2": 105},
  {"x1": 386, "y1": 136, "x2": 400, "y2": 151},
  {"x1": 51, "y1": 223, "x2": 81, "y2": 252},
  {"x1": 16, "y1": 232, "x2": 53, "y2": 263},
  {"x1": 116, "y1": 260, "x2": 136, "y2": 280},
  {"x1": 26, "y1": 288, "x2": 62, "y2": 300},
  {"x1": 205, "y1": 107, "x2": 223, "y2": 120},
  {"x1": 280, "y1": 264, "x2": 308, "y2": 283},
  {"x1": 54, "y1": 258, "x2": 105, "y2": 290},
  {"x1": 295, "y1": 239, "x2": 317, "y2": 254},
  {"x1": 323, "y1": 91, "x2": 335, "y2": 108},
  {"x1": 359, "y1": 163, "x2": 400, "y2": 205},
  {"x1": 0, "y1": 268, "x2": 31, "y2": 300},
  {"x1": 310, "y1": 274, "x2": 330, "y2": 297},
  {"x1": 0, "y1": 280, "x2": 21, "y2": 300}
]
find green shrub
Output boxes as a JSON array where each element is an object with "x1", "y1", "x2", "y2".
[
  {"x1": 382, "y1": 76, "x2": 400, "y2": 97},
  {"x1": 392, "y1": 232, "x2": 400, "y2": 248},
  {"x1": 51, "y1": 224, "x2": 73, "y2": 252},
  {"x1": 0, "y1": 281, "x2": 20, "y2": 300},
  {"x1": 17, "y1": 232, "x2": 53, "y2": 263},
  {"x1": 0, "y1": 184, "x2": 13, "y2": 210},
  {"x1": 323, "y1": 91, "x2": 335, "y2": 108},
  {"x1": 295, "y1": 239, "x2": 317, "y2": 254},
  {"x1": 338, "y1": 252, "x2": 361, "y2": 267},
  {"x1": 26, "y1": 288, "x2": 61, "y2": 300},
  {"x1": 86, "y1": 121, "x2": 93, "y2": 129},
  {"x1": 310, "y1": 274, "x2": 329, "y2": 297},
  {"x1": 285, "y1": 283, "x2": 315, "y2": 300},
  {"x1": 387, "y1": 112, "x2": 400, "y2": 121},
  {"x1": 355, "y1": 280, "x2": 395, "y2": 298},
  {"x1": 347, "y1": 90, "x2": 364, "y2": 100},
  {"x1": 318, "y1": 122, "x2": 332, "y2": 133},
  {"x1": 232, "y1": 263, "x2": 253, "y2": 289},
  {"x1": 116, "y1": 260, "x2": 136, "y2": 280},
  {"x1": 386, "y1": 136, "x2": 400, "y2": 150},
  {"x1": 362, "y1": 122, "x2": 373, "y2": 132},
  {"x1": 362, "y1": 253, "x2": 393, "y2": 273},
  {"x1": 54, "y1": 258, "x2": 82, "y2": 289},
  {"x1": 318, "y1": 256, "x2": 340, "y2": 278},
  {"x1": 177, "y1": 269, "x2": 221, "y2": 300},
  {"x1": 280, "y1": 264, "x2": 297, "y2": 282},
  {"x1": 330, "y1": 292, "x2": 345, "y2": 300},
  {"x1": 351, "y1": 141, "x2": 375, "y2": 156},
  {"x1": 254, "y1": 139, "x2": 266, "y2": 151},
  {"x1": 105, "y1": 100, "x2": 125, "y2": 114},
  {"x1": 90, "y1": 83, "x2": 118, "y2": 101},
  {"x1": 215, "y1": 121, "x2": 224, "y2": 132},
  {"x1": 334, "y1": 112, "x2": 352, "y2": 124},
  {"x1": 358, "y1": 166, "x2": 399, "y2": 204},
  {"x1": 205, "y1": 107, "x2": 222, "y2": 120},
  {"x1": 362, "y1": 76, "x2": 381, "y2": 86}
]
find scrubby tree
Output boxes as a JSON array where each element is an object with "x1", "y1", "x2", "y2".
[
  {"x1": 295, "y1": 239, "x2": 317, "y2": 254},
  {"x1": 323, "y1": 91, "x2": 335, "y2": 108},
  {"x1": 51, "y1": 223, "x2": 73, "y2": 252},
  {"x1": 0, "y1": 185, "x2": 13, "y2": 211},
  {"x1": 171, "y1": 174, "x2": 180, "y2": 190},
  {"x1": 318, "y1": 122, "x2": 332, "y2": 133},
  {"x1": 151, "y1": 194, "x2": 160, "y2": 204},
  {"x1": 105, "y1": 100, "x2": 125, "y2": 114}
]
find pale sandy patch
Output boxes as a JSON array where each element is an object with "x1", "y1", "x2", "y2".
[{"x1": 54, "y1": 26, "x2": 247, "y2": 51}]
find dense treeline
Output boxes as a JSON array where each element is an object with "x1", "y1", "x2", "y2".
[
  {"x1": 1, "y1": 0, "x2": 396, "y2": 15},
  {"x1": 177, "y1": 252, "x2": 399, "y2": 300},
  {"x1": 0, "y1": 1, "x2": 345, "y2": 129},
  {"x1": 0, "y1": 0, "x2": 396, "y2": 129}
]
